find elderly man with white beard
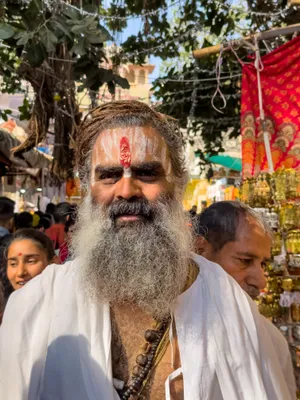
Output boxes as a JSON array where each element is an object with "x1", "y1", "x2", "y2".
[{"x1": 0, "y1": 101, "x2": 293, "y2": 400}]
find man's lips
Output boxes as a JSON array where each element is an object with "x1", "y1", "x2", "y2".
[{"x1": 116, "y1": 214, "x2": 143, "y2": 222}]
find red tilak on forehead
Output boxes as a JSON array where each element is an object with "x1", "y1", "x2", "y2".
[
  {"x1": 18, "y1": 253, "x2": 22, "y2": 257},
  {"x1": 119, "y1": 136, "x2": 131, "y2": 169}
]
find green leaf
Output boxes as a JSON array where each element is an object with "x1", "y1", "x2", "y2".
[
  {"x1": 98, "y1": 68, "x2": 114, "y2": 83},
  {"x1": 17, "y1": 33, "x2": 34, "y2": 46},
  {"x1": 98, "y1": 25, "x2": 113, "y2": 42},
  {"x1": 63, "y1": 5, "x2": 80, "y2": 20},
  {"x1": 4, "y1": 109, "x2": 11, "y2": 114},
  {"x1": 1, "y1": 112, "x2": 8, "y2": 121},
  {"x1": 40, "y1": 27, "x2": 58, "y2": 52},
  {"x1": 52, "y1": 20, "x2": 72, "y2": 40},
  {"x1": 25, "y1": 41, "x2": 46, "y2": 67},
  {"x1": 108, "y1": 81, "x2": 115, "y2": 95},
  {"x1": 0, "y1": 23, "x2": 15, "y2": 39},
  {"x1": 113, "y1": 74, "x2": 130, "y2": 89},
  {"x1": 71, "y1": 24, "x2": 88, "y2": 35},
  {"x1": 72, "y1": 40, "x2": 86, "y2": 56}
]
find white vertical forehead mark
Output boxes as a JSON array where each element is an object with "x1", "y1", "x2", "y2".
[{"x1": 91, "y1": 126, "x2": 174, "y2": 182}]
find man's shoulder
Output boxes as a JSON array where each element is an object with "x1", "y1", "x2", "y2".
[
  {"x1": 192, "y1": 253, "x2": 234, "y2": 281},
  {"x1": 261, "y1": 315, "x2": 289, "y2": 349},
  {"x1": 6, "y1": 260, "x2": 76, "y2": 311}
]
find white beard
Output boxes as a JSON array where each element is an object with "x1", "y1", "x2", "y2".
[{"x1": 71, "y1": 194, "x2": 192, "y2": 318}]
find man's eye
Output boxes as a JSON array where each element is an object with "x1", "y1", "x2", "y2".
[
  {"x1": 240, "y1": 259, "x2": 252, "y2": 266},
  {"x1": 101, "y1": 177, "x2": 119, "y2": 185},
  {"x1": 137, "y1": 171, "x2": 159, "y2": 181},
  {"x1": 28, "y1": 258, "x2": 37, "y2": 264}
]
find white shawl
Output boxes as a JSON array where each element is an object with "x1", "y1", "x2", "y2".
[{"x1": 0, "y1": 255, "x2": 294, "y2": 400}]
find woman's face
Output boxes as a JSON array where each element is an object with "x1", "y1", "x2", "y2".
[{"x1": 7, "y1": 239, "x2": 50, "y2": 290}]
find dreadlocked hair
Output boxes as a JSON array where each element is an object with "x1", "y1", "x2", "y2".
[{"x1": 76, "y1": 100, "x2": 188, "y2": 192}]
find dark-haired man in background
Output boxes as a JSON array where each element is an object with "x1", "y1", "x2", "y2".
[{"x1": 193, "y1": 200, "x2": 296, "y2": 398}]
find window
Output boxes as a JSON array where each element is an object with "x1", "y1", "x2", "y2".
[
  {"x1": 126, "y1": 70, "x2": 135, "y2": 83},
  {"x1": 138, "y1": 70, "x2": 146, "y2": 85}
]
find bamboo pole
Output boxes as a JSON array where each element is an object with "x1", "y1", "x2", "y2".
[
  {"x1": 193, "y1": 23, "x2": 300, "y2": 58},
  {"x1": 289, "y1": 0, "x2": 300, "y2": 5}
]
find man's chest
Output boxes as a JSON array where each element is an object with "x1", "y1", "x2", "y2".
[{"x1": 111, "y1": 309, "x2": 183, "y2": 400}]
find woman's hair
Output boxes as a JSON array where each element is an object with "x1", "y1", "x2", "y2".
[{"x1": 6, "y1": 229, "x2": 55, "y2": 261}]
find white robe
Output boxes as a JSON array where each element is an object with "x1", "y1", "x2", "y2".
[{"x1": 0, "y1": 254, "x2": 296, "y2": 400}]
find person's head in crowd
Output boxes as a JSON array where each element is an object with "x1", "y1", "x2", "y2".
[
  {"x1": 53, "y1": 202, "x2": 72, "y2": 225},
  {"x1": 45, "y1": 203, "x2": 57, "y2": 215},
  {"x1": 193, "y1": 201, "x2": 271, "y2": 299},
  {"x1": 15, "y1": 211, "x2": 33, "y2": 230},
  {"x1": 65, "y1": 217, "x2": 76, "y2": 242},
  {"x1": 0, "y1": 197, "x2": 15, "y2": 236},
  {"x1": 37, "y1": 217, "x2": 51, "y2": 233},
  {"x1": 189, "y1": 205, "x2": 197, "y2": 217},
  {"x1": 6, "y1": 229, "x2": 58, "y2": 291},
  {"x1": 201, "y1": 200, "x2": 207, "y2": 212},
  {"x1": 72, "y1": 100, "x2": 190, "y2": 317}
]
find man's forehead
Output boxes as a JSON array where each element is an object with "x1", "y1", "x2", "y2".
[{"x1": 92, "y1": 126, "x2": 170, "y2": 164}]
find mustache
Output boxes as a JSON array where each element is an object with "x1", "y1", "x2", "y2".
[{"x1": 109, "y1": 198, "x2": 155, "y2": 220}]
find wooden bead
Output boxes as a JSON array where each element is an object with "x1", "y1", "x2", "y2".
[
  {"x1": 136, "y1": 354, "x2": 148, "y2": 366},
  {"x1": 132, "y1": 365, "x2": 143, "y2": 376},
  {"x1": 144, "y1": 329, "x2": 159, "y2": 343}
]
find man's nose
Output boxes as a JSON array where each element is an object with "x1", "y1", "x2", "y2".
[
  {"x1": 116, "y1": 176, "x2": 142, "y2": 200},
  {"x1": 253, "y1": 263, "x2": 267, "y2": 290}
]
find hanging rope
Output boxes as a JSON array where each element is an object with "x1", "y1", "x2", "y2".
[
  {"x1": 254, "y1": 35, "x2": 274, "y2": 173},
  {"x1": 211, "y1": 45, "x2": 227, "y2": 114}
]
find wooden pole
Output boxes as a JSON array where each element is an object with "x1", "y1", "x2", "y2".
[
  {"x1": 288, "y1": 0, "x2": 300, "y2": 5},
  {"x1": 193, "y1": 23, "x2": 300, "y2": 59}
]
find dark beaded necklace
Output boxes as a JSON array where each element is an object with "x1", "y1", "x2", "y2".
[{"x1": 117, "y1": 317, "x2": 171, "y2": 400}]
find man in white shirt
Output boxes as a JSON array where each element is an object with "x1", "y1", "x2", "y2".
[
  {"x1": 0, "y1": 101, "x2": 295, "y2": 400},
  {"x1": 193, "y1": 201, "x2": 296, "y2": 398}
]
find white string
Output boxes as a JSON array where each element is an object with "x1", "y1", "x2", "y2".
[
  {"x1": 254, "y1": 35, "x2": 274, "y2": 173},
  {"x1": 211, "y1": 44, "x2": 227, "y2": 114},
  {"x1": 54, "y1": 0, "x2": 296, "y2": 21},
  {"x1": 56, "y1": 0, "x2": 182, "y2": 20},
  {"x1": 156, "y1": 73, "x2": 242, "y2": 83},
  {"x1": 169, "y1": 313, "x2": 175, "y2": 369},
  {"x1": 213, "y1": 0, "x2": 294, "y2": 17}
]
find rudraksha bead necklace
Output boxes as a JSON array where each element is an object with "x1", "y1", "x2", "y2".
[{"x1": 118, "y1": 317, "x2": 171, "y2": 400}]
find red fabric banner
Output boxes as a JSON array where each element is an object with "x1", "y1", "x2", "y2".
[{"x1": 241, "y1": 36, "x2": 300, "y2": 178}]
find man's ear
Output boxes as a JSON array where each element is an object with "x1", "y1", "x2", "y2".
[{"x1": 194, "y1": 236, "x2": 209, "y2": 255}]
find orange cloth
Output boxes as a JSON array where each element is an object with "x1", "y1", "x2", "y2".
[{"x1": 46, "y1": 224, "x2": 65, "y2": 250}]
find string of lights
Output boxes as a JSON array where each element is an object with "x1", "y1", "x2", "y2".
[
  {"x1": 156, "y1": 73, "x2": 242, "y2": 83},
  {"x1": 213, "y1": 0, "x2": 296, "y2": 17},
  {"x1": 159, "y1": 92, "x2": 240, "y2": 107},
  {"x1": 54, "y1": 0, "x2": 297, "y2": 22},
  {"x1": 56, "y1": 0, "x2": 182, "y2": 20}
]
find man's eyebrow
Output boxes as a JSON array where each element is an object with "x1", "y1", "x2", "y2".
[
  {"x1": 131, "y1": 161, "x2": 164, "y2": 171},
  {"x1": 94, "y1": 165, "x2": 123, "y2": 175},
  {"x1": 235, "y1": 252, "x2": 258, "y2": 259}
]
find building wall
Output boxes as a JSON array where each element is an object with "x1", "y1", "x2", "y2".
[{"x1": 77, "y1": 62, "x2": 155, "y2": 112}]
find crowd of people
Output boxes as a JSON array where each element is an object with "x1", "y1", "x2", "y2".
[
  {"x1": 0, "y1": 100, "x2": 297, "y2": 399},
  {"x1": 0, "y1": 198, "x2": 76, "y2": 322}
]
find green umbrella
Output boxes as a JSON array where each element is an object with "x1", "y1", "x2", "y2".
[{"x1": 205, "y1": 154, "x2": 242, "y2": 171}]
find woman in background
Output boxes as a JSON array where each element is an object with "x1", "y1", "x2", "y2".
[{"x1": 6, "y1": 229, "x2": 58, "y2": 291}]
